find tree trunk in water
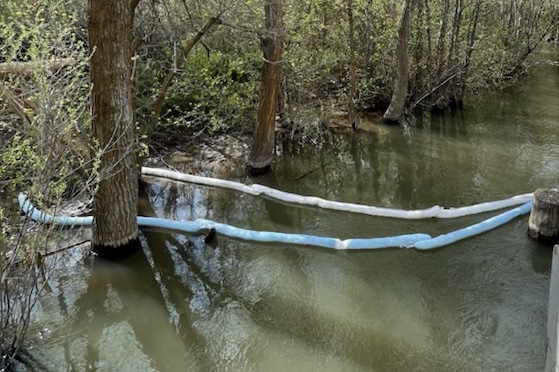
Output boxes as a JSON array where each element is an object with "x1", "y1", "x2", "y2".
[
  {"x1": 383, "y1": 0, "x2": 413, "y2": 125},
  {"x1": 247, "y1": 0, "x2": 283, "y2": 175},
  {"x1": 89, "y1": 0, "x2": 139, "y2": 258}
]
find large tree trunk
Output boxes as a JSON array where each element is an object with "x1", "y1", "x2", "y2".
[
  {"x1": 247, "y1": 0, "x2": 284, "y2": 175},
  {"x1": 383, "y1": 0, "x2": 413, "y2": 125},
  {"x1": 89, "y1": 0, "x2": 139, "y2": 258}
]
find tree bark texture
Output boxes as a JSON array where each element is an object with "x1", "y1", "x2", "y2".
[
  {"x1": 383, "y1": 0, "x2": 412, "y2": 125},
  {"x1": 528, "y1": 189, "x2": 559, "y2": 245},
  {"x1": 248, "y1": 0, "x2": 283, "y2": 174},
  {"x1": 89, "y1": 0, "x2": 139, "y2": 256}
]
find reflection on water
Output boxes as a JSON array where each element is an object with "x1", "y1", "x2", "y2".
[{"x1": 27, "y1": 46, "x2": 559, "y2": 371}]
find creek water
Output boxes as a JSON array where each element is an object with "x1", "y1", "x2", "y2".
[{"x1": 27, "y1": 45, "x2": 559, "y2": 371}]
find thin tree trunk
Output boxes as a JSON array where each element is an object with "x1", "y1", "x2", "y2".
[
  {"x1": 277, "y1": 75, "x2": 290, "y2": 128},
  {"x1": 424, "y1": 0, "x2": 432, "y2": 64},
  {"x1": 455, "y1": 0, "x2": 481, "y2": 105},
  {"x1": 448, "y1": 0, "x2": 463, "y2": 68},
  {"x1": 435, "y1": 0, "x2": 450, "y2": 78},
  {"x1": 422, "y1": 0, "x2": 434, "y2": 104},
  {"x1": 448, "y1": 0, "x2": 463, "y2": 108},
  {"x1": 364, "y1": 0, "x2": 376, "y2": 78},
  {"x1": 89, "y1": 0, "x2": 139, "y2": 257},
  {"x1": 412, "y1": 0, "x2": 424, "y2": 99},
  {"x1": 383, "y1": 0, "x2": 413, "y2": 125},
  {"x1": 347, "y1": 0, "x2": 358, "y2": 131},
  {"x1": 247, "y1": 0, "x2": 284, "y2": 175}
]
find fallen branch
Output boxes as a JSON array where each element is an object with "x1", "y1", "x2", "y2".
[
  {"x1": 411, "y1": 71, "x2": 458, "y2": 109},
  {"x1": 0, "y1": 58, "x2": 75, "y2": 75},
  {"x1": 42, "y1": 239, "x2": 90, "y2": 257},
  {"x1": 0, "y1": 82, "x2": 33, "y2": 124}
]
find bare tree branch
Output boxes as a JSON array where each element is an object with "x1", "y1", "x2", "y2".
[
  {"x1": 0, "y1": 58, "x2": 75, "y2": 75},
  {"x1": 150, "y1": 14, "x2": 222, "y2": 126},
  {"x1": 0, "y1": 82, "x2": 33, "y2": 125}
]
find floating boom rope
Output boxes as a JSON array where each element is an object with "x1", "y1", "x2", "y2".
[
  {"x1": 18, "y1": 197, "x2": 532, "y2": 251},
  {"x1": 141, "y1": 167, "x2": 533, "y2": 219},
  {"x1": 17, "y1": 194, "x2": 431, "y2": 250}
]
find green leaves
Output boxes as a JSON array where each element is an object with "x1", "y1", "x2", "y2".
[
  {"x1": 0, "y1": 0, "x2": 91, "y2": 202},
  {"x1": 160, "y1": 48, "x2": 260, "y2": 134}
]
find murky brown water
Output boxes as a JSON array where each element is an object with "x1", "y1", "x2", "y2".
[{"x1": 26, "y1": 45, "x2": 559, "y2": 371}]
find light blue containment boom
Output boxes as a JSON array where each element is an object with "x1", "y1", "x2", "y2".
[
  {"x1": 18, "y1": 194, "x2": 431, "y2": 250},
  {"x1": 409, "y1": 201, "x2": 532, "y2": 250}
]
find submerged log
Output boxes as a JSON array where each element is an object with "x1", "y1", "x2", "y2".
[{"x1": 528, "y1": 189, "x2": 559, "y2": 244}]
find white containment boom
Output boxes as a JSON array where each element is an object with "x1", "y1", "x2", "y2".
[{"x1": 141, "y1": 167, "x2": 533, "y2": 219}]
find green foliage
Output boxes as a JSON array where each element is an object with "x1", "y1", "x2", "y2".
[
  {"x1": 131, "y1": 0, "x2": 559, "y2": 134},
  {"x1": 0, "y1": 0, "x2": 90, "y2": 199},
  {"x1": 282, "y1": 0, "x2": 400, "y2": 112},
  {"x1": 160, "y1": 48, "x2": 260, "y2": 135},
  {"x1": 0, "y1": 135, "x2": 41, "y2": 189},
  {"x1": 0, "y1": 0, "x2": 91, "y2": 367},
  {"x1": 402, "y1": 0, "x2": 559, "y2": 110}
]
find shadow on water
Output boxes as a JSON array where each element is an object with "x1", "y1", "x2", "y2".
[
  {"x1": 25, "y1": 44, "x2": 559, "y2": 371},
  {"x1": 70, "y1": 251, "x2": 197, "y2": 371},
  {"x1": 35, "y1": 242, "x2": 203, "y2": 371}
]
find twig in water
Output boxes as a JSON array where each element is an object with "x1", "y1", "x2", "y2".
[{"x1": 42, "y1": 239, "x2": 90, "y2": 257}]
